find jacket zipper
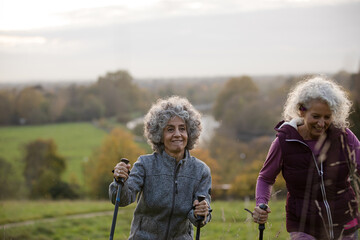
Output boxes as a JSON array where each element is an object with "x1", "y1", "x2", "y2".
[
  {"x1": 286, "y1": 139, "x2": 334, "y2": 240},
  {"x1": 165, "y1": 161, "x2": 181, "y2": 239}
]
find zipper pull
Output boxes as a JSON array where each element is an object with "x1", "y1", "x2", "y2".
[{"x1": 175, "y1": 181, "x2": 178, "y2": 194}]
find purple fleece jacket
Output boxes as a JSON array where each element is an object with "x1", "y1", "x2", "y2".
[{"x1": 256, "y1": 128, "x2": 360, "y2": 205}]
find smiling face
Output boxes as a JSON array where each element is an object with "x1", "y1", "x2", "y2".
[
  {"x1": 163, "y1": 116, "x2": 188, "y2": 161},
  {"x1": 299, "y1": 100, "x2": 333, "y2": 140}
]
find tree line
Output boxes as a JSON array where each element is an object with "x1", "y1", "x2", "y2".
[
  {"x1": 0, "y1": 70, "x2": 359, "y2": 200},
  {"x1": 0, "y1": 71, "x2": 151, "y2": 125}
]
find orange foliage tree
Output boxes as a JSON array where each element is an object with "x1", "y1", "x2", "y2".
[
  {"x1": 85, "y1": 127, "x2": 145, "y2": 199},
  {"x1": 229, "y1": 158, "x2": 286, "y2": 199},
  {"x1": 190, "y1": 148, "x2": 221, "y2": 186}
]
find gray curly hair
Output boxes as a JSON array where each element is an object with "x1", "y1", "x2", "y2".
[
  {"x1": 283, "y1": 75, "x2": 352, "y2": 129},
  {"x1": 143, "y1": 96, "x2": 202, "y2": 153}
]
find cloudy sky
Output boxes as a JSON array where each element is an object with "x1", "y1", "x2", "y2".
[{"x1": 0, "y1": 0, "x2": 359, "y2": 82}]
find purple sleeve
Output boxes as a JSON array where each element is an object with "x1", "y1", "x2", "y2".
[
  {"x1": 345, "y1": 128, "x2": 360, "y2": 172},
  {"x1": 255, "y1": 137, "x2": 283, "y2": 205}
]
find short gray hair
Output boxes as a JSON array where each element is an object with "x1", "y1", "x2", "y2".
[
  {"x1": 144, "y1": 96, "x2": 202, "y2": 153},
  {"x1": 283, "y1": 75, "x2": 352, "y2": 129}
]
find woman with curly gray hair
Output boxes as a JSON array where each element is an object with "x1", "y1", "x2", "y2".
[
  {"x1": 109, "y1": 96, "x2": 212, "y2": 240},
  {"x1": 253, "y1": 76, "x2": 360, "y2": 239}
]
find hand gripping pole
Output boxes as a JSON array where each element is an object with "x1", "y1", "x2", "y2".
[{"x1": 258, "y1": 203, "x2": 268, "y2": 240}]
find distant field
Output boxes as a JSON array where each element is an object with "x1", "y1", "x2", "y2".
[
  {"x1": 0, "y1": 199, "x2": 289, "y2": 240},
  {"x1": 0, "y1": 122, "x2": 107, "y2": 185}
]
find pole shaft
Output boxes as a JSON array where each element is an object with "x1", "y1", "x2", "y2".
[
  {"x1": 109, "y1": 184, "x2": 122, "y2": 240},
  {"x1": 196, "y1": 225, "x2": 201, "y2": 240},
  {"x1": 259, "y1": 230, "x2": 264, "y2": 240},
  {"x1": 195, "y1": 195, "x2": 206, "y2": 240}
]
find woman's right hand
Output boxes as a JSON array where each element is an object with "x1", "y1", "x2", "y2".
[
  {"x1": 113, "y1": 161, "x2": 131, "y2": 182},
  {"x1": 252, "y1": 204, "x2": 271, "y2": 224}
]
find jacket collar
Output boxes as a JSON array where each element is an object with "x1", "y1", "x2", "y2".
[
  {"x1": 276, "y1": 117, "x2": 303, "y2": 131},
  {"x1": 160, "y1": 149, "x2": 190, "y2": 165}
]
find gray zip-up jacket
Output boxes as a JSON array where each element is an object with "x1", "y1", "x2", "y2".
[{"x1": 109, "y1": 150, "x2": 212, "y2": 240}]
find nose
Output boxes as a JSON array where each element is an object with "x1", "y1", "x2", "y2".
[
  {"x1": 174, "y1": 128, "x2": 181, "y2": 136},
  {"x1": 317, "y1": 119, "x2": 325, "y2": 127}
]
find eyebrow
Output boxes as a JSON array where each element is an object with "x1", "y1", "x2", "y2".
[{"x1": 166, "y1": 124, "x2": 186, "y2": 127}]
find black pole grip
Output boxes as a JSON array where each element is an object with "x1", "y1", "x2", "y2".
[
  {"x1": 114, "y1": 158, "x2": 130, "y2": 184},
  {"x1": 196, "y1": 195, "x2": 206, "y2": 222},
  {"x1": 258, "y1": 203, "x2": 268, "y2": 230},
  {"x1": 120, "y1": 158, "x2": 130, "y2": 165},
  {"x1": 259, "y1": 203, "x2": 268, "y2": 211},
  {"x1": 197, "y1": 195, "x2": 206, "y2": 203}
]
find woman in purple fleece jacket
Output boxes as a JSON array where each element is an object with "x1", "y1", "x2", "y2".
[{"x1": 253, "y1": 76, "x2": 360, "y2": 240}]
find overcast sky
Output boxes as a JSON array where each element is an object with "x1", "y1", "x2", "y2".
[{"x1": 0, "y1": 0, "x2": 359, "y2": 82}]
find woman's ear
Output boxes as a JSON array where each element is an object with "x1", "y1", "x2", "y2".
[
  {"x1": 299, "y1": 110, "x2": 305, "y2": 117},
  {"x1": 299, "y1": 105, "x2": 306, "y2": 117}
]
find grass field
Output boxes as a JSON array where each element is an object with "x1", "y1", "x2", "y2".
[
  {"x1": 0, "y1": 122, "x2": 107, "y2": 185},
  {"x1": 0, "y1": 200, "x2": 289, "y2": 240}
]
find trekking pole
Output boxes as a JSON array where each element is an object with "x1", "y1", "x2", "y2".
[
  {"x1": 195, "y1": 195, "x2": 206, "y2": 240},
  {"x1": 109, "y1": 158, "x2": 129, "y2": 240},
  {"x1": 258, "y1": 203, "x2": 268, "y2": 240}
]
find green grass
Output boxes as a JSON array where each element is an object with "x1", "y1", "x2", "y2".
[
  {"x1": 0, "y1": 200, "x2": 117, "y2": 225},
  {"x1": 0, "y1": 200, "x2": 289, "y2": 240},
  {"x1": 0, "y1": 122, "x2": 107, "y2": 185}
]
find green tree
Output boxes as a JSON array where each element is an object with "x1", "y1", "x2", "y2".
[
  {"x1": 349, "y1": 72, "x2": 360, "y2": 137},
  {"x1": 47, "y1": 90, "x2": 67, "y2": 122},
  {"x1": 85, "y1": 127, "x2": 145, "y2": 199},
  {"x1": 213, "y1": 76, "x2": 258, "y2": 121},
  {"x1": 212, "y1": 76, "x2": 277, "y2": 140},
  {"x1": 0, "y1": 157, "x2": 22, "y2": 199},
  {"x1": 15, "y1": 86, "x2": 49, "y2": 124},
  {"x1": 96, "y1": 70, "x2": 144, "y2": 122},
  {"x1": 60, "y1": 85, "x2": 104, "y2": 122},
  {"x1": 23, "y1": 139, "x2": 67, "y2": 199},
  {"x1": 0, "y1": 90, "x2": 15, "y2": 125}
]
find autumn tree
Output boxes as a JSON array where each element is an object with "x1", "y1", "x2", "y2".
[
  {"x1": 229, "y1": 160, "x2": 264, "y2": 198},
  {"x1": 209, "y1": 134, "x2": 274, "y2": 183},
  {"x1": 229, "y1": 157, "x2": 286, "y2": 199},
  {"x1": 85, "y1": 127, "x2": 145, "y2": 199},
  {"x1": 191, "y1": 148, "x2": 221, "y2": 186},
  {"x1": 208, "y1": 135, "x2": 248, "y2": 183}
]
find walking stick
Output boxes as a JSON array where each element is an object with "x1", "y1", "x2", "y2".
[
  {"x1": 258, "y1": 203, "x2": 268, "y2": 240},
  {"x1": 109, "y1": 158, "x2": 129, "y2": 240},
  {"x1": 195, "y1": 195, "x2": 206, "y2": 240}
]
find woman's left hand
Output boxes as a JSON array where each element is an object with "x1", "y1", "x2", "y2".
[
  {"x1": 252, "y1": 205, "x2": 271, "y2": 224},
  {"x1": 193, "y1": 199, "x2": 209, "y2": 219}
]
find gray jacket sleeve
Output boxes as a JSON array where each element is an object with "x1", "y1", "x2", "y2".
[
  {"x1": 187, "y1": 163, "x2": 212, "y2": 227},
  {"x1": 109, "y1": 156, "x2": 145, "y2": 206}
]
